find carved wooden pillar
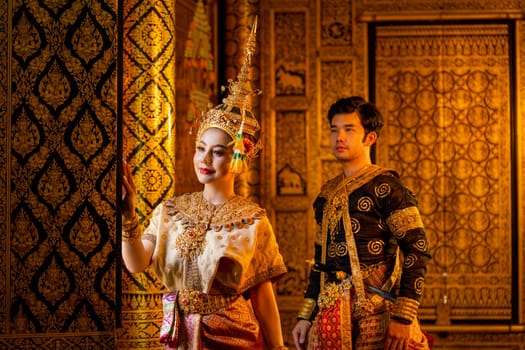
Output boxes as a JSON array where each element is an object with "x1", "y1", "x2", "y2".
[{"x1": 120, "y1": 0, "x2": 176, "y2": 348}]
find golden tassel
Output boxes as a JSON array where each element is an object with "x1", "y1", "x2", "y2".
[{"x1": 230, "y1": 129, "x2": 248, "y2": 174}]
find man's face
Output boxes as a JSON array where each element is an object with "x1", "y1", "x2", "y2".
[{"x1": 330, "y1": 112, "x2": 369, "y2": 162}]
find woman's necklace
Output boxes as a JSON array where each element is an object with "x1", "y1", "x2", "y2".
[{"x1": 176, "y1": 193, "x2": 229, "y2": 260}]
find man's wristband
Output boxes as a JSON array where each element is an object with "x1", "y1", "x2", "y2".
[
  {"x1": 297, "y1": 298, "x2": 316, "y2": 321},
  {"x1": 391, "y1": 296, "x2": 419, "y2": 324}
]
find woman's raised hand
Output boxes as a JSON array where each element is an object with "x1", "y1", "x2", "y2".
[{"x1": 122, "y1": 159, "x2": 137, "y2": 220}]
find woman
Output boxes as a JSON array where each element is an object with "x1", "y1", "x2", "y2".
[
  {"x1": 122, "y1": 18, "x2": 288, "y2": 348},
  {"x1": 121, "y1": 91, "x2": 288, "y2": 350}
]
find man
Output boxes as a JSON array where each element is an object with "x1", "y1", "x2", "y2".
[{"x1": 292, "y1": 96, "x2": 432, "y2": 350}]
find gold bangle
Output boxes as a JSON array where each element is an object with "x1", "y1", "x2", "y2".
[
  {"x1": 122, "y1": 221, "x2": 139, "y2": 234},
  {"x1": 122, "y1": 236, "x2": 140, "y2": 243},
  {"x1": 122, "y1": 224, "x2": 140, "y2": 240},
  {"x1": 122, "y1": 230, "x2": 139, "y2": 239},
  {"x1": 297, "y1": 298, "x2": 316, "y2": 320},
  {"x1": 122, "y1": 214, "x2": 139, "y2": 231},
  {"x1": 391, "y1": 296, "x2": 419, "y2": 323},
  {"x1": 122, "y1": 232, "x2": 141, "y2": 243}
]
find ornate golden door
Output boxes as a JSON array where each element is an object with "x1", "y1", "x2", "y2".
[{"x1": 373, "y1": 22, "x2": 515, "y2": 324}]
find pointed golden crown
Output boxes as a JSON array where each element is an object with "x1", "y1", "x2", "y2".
[{"x1": 196, "y1": 17, "x2": 261, "y2": 154}]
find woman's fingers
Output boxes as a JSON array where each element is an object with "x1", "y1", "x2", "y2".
[
  {"x1": 121, "y1": 160, "x2": 137, "y2": 217},
  {"x1": 123, "y1": 160, "x2": 136, "y2": 192}
]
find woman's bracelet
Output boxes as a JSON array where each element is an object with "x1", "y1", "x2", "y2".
[
  {"x1": 271, "y1": 346, "x2": 288, "y2": 350},
  {"x1": 122, "y1": 214, "x2": 139, "y2": 231},
  {"x1": 122, "y1": 234, "x2": 141, "y2": 243},
  {"x1": 122, "y1": 214, "x2": 140, "y2": 242},
  {"x1": 122, "y1": 227, "x2": 141, "y2": 243}
]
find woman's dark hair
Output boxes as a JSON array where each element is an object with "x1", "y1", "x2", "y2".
[{"x1": 327, "y1": 96, "x2": 384, "y2": 137}]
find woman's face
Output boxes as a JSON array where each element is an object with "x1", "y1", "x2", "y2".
[{"x1": 193, "y1": 128, "x2": 233, "y2": 185}]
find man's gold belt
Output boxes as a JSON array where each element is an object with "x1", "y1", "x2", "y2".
[
  {"x1": 317, "y1": 279, "x2": 387, "y2": 318},
  {"x1": 177, "y1": 289, "x2": 238, "y2": 315},
  {"x1": 317, "y1": 279, "x2": 352, "y2": 309}
]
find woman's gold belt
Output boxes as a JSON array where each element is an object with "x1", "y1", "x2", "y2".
[{"x1": 177, "y1": 288, "x2": 239, "y2": 315}]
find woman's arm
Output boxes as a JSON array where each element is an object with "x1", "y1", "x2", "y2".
[
  {"x1": 250, "y1": 280, "x2": 286, "y2": 350},
  {"x1": 122, "y1": 235, "x2": 155, "y2": 273}
]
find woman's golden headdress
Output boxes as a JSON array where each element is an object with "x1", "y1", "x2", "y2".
[{"x1": 196, "y1": 17, "x2": 261, "y2": 174}]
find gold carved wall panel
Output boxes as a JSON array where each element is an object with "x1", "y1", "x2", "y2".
[
  {"x1": 320, "y1": 60, "x2": 354, "y2": 149},
  {"x1": 1, "y1": 0, "x2": 118, "y2": 348},
  {"x1": 276, "y1": 111, "x2": 307, "y2": 195},
  {"x1": 262, "y1": 7, "x2": 313, "y2": 347},
  {"x1": 274, "y1": 11, "x2": 306, "y2": 97},
  {"x1": 519, "y1": 17, "x2": 525, "y2": 328},
  {"x1": 274, "y1": 211, "x2": 309, "y2": 340},
  {"x1": 320, "y1": 0, "x2": 354, "y2": 47},
  {"x1": 374, "y1": 23, "x2": 513, "y2": 321}
]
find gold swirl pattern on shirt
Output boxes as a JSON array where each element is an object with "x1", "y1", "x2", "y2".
[
  {"x1": 368, "y1": 240, "x2": 384, "y2": 255},
  {"x1": 351, "y1": 217, "x2": 360, "y2": 234},
  {"x1": 414, "y1": 277, "x2": 425, "y2": 295},
  {"x1": 414, "y1": 239, "x2": 428, "y2": 251},
  {"x1": 386, "y1": 206, "x2": 424, "y2": 239},
  {"x1": 374, "y1": 183, "x2": 391, "y2": 198},
  {"x1": 404, "y1": 253, "x2": 416, "y2": 268},
  {"x1": 328, "y1": 242, "x2": 348, "y2": 258},
  {"x1": 357, "y1": 196, "x2": 373, "y2": 212}
]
